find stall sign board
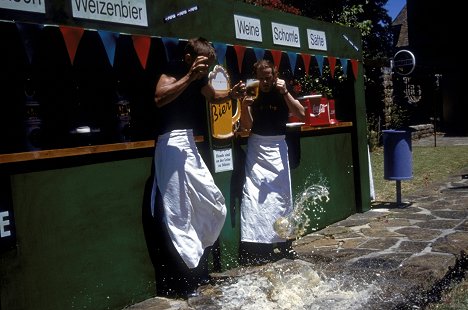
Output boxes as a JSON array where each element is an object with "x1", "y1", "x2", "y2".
[
  {"x1": 213, "y1": 148, "x2": 233, "y2": 173},
  {"x1": 71, "y1": 0, "x2": 148, "y2": 27},
  {"x1": 0, "y1": 0, "x2": 46, "y2": 13},
  {"x1": 234, "y1": 14, "x2": 263, "y2": 42},
  {"x1": 271, "y1": 22, "x2": 300, "y2": 48},
  {"x1": 307, "y1": 29, "x2": 327, "y2": 51},
  {"x1": 0, "y1": 179, "x2": 15, "y2": 253}
]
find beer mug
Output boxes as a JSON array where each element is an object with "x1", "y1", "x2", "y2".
[
  {"x1": 208, "y1": 65, "x2": 241, "y2": 139},
  {"x1": 245, "y1": 79, "x2": 259, "y2": 100}
]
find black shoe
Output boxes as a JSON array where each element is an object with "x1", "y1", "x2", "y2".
[
  {"x1": 184, "y1": 289, "x2": 199, "y2": 299},
  {"x1": 284, "y1": 249, "x2": 299, "y2": 260},
  {"x1": 156, "y1": 282, "x2": 178, "y2": 298},
  {"x1": 199, "y1": 275, "x2": 212, "y2": 285}
]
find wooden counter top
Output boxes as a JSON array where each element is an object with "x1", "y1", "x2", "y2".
[
  {"x1": 0, "y1": 136, "x2": 205, "y2": 164},
  {"x1": 300, "y1": 121, "x2": 352, "y2": 131},
  {"x1": 0, "y1": 141, "x2": 155, "y2": 164},
  {"x1": 0, "y1": 123, "x2": 352, "y2": 164},
  {"x1": 236, "y1": 121, "x2": 353, "y2": 138}
]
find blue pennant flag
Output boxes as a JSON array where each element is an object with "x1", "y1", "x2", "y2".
[
  {"x1": 98, "y1": 30, "x2": 119, "y2": 66},
  {"x1": 253, "y1": 47, "x2": 265, "y2": 61},
  {"x1": 340, "y1": 58, "x2": 348, "y2": 77},
  {"x1": 287, "y1": 51, "x2": 297, "y2": 74},
  {"x1": 162, "y1": 37, "x2": 180, "y2": 62},
  {"x1": 315, "y1": 55, "x2": 324, "y2": 76},
  {"x1": 213, "y1": 42, "x2": 227, "y2": 64},
  {"x1": 16, "y1": 22, "x2": 44, "y2": 64}
]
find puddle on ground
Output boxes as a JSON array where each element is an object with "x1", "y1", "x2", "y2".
[{"x1": 196, "y1": 260, "x2": 379, "y2": 310}]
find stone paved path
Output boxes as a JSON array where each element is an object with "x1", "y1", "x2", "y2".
[
  {"x1": 126, "y1": 137, "x2": 468, "y2": 309},
  {"x1": 290, "y1": 166, "x2": 468, "y2": 309}
]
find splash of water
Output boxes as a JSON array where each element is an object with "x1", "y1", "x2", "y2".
[
  {"x1": 274, "y1": 183, "x2": 330, "y2": 239},
  {"x1": 210, "y1": 260, "x2": 377, "y2": 309}
]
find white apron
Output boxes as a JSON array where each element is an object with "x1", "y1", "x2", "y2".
[
  {"x1": 240, "y1": 134, "x2": 293, "y2": 243},
  {"x1": 151, "y1": 129, "x2": 227, "y2": 268}
]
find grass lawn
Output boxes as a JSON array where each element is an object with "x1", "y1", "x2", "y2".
[
  {"x1": 370, "y1": 145, "x2": 468, "y2": 203},
  {"x1": 370, "y1": 143, "x2": 468, "y2": 309}
]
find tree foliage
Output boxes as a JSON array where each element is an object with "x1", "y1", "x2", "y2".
[{"x1": 243, "y1": 0, "x2": 301, "y2": 15}]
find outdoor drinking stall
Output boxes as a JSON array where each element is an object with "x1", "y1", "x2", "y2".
[{"x1": 0, "y1": 1, "x2": 371, "y2": 309}]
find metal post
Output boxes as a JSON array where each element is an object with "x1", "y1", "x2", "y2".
[
  {"x1": 433, "y1": 74, "x2": 442, "y2": 148},
  {"x1": 396, "y1": 180, "x2": 402, "y2": 206}
]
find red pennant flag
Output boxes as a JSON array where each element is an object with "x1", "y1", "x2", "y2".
[
  {"x1": 351, "y1": 59, "x2": 359, "y2": 80},
  {"x1": 270, "y1": 49, "x2": 282, "y2": 70},
  {"x1": 234, "y1": 45, "x2": 246, "y2": 73},
  {"x1": 301, "y1": 53, "x2": 311, "y2": 75},
  {"x1": 59, "y1": 25, "x2": 84, "y2": 65},
  {"x1": 328, "y1": 56, "x2": 337, "y2": 78},
  {"x1": 132, "y1": 35, "x2": 151, "y2": 69}
]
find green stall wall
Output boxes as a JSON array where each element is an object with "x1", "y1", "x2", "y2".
[
  {"x1": 291, "y1": 134, "x2": 356, "y2": 228},
  {"x1": 1, "y1": 158, "x2": 155, "y2": 310}
]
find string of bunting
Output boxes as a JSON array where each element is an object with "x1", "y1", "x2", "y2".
[{"x1": 11, "y1": 20, "x2": 359, "y2": 79}]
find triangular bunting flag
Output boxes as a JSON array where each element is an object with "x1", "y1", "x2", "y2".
[
  {"x1": 161, "y1": 37, "x2": 179, "y2": 62},
  {"x1": 327, "y1": 56, "x2": 337, "y2": 79},
  {"x1": 16, "y1": 22, "x2": 44, "y2": 64},
  {"x1": 253, "y1": 47, "x2": 265, "y2": 61},
  {"x1": 301, "y1": 53, "x2": 311, "y2": 75},
  {"x1": 315, "y1": 55, "x2": 324, "y2": 76},
  {"x1": 59, "y1": 25, "x2": 85, "y2": 65},
  {"x1": 270, "y1": 49, "x2": 282, "y2": 70},
  {"x1": 98, "y1": 30, "x2": 119, "y2": 67},
  {"x1": 132, "y1": 35, "x2": 151, "y2": 69},
  {"x1": 233, "y1": 45, "x2": 246, "y2": 73},
  {"x1": 340, "y1": 58, "x2": 348, "y2": 77},
  {"x1": 213, "y1": 42, "x2": 227, "y2": 64},
  {"x1": 351, "y1": 59, "x2": 359, "y2": 80},
  {"x1": 287, "y1": 51, "x2": 297, "y2": 74}
]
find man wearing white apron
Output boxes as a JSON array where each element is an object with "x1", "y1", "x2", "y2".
[
  {"x1": 151, "y1": 37, "x2": 245, "y2": 298},
  {"x1": 239, "y1": 60, "x2": 305, "y2": 265}
]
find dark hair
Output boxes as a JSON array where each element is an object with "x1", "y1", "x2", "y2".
[
  {"x1": 253, "y1": 59, "x2": 277, "y2": 77},
  {"x1": 184, "y1": 37, "x2": 216, "y2": 60}
]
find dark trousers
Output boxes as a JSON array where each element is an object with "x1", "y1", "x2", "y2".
[{"x1": 239, "y1": 240, "x2": 294, "y2": 266}]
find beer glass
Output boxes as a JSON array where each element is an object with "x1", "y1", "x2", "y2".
[{"x1": 245, "y1": 79, "x2": 259, "y2": 100}]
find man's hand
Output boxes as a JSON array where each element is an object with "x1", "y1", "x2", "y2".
[
  {"x1": 242, "y1": 96, "x2": 254, "y2": 106},
  {"x1": 275, "y1": 78, "x2": 288, "y2": 95},
  {"x1": 230, "y1": 81, "x2": 246, "y2": 99},
  {"x1": 189, "y1": 56, "x2": 210, "y2": 80}
]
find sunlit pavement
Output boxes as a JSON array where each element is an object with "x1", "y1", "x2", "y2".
[
  {"x1": 412, "y1": 134, "x2": 468, "y2": 147},
  {"x1": 291, "y1": 167, "x2": 468, "y2": 309},
  {"x1": 125, "y1": 135, "x2": 468, "y2": 309}
]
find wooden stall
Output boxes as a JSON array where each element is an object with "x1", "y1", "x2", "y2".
[{"x1": 0, "y1": 1, "x2": 370, "y2": 309}]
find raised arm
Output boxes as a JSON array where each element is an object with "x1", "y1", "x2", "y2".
[
  {"x1": 154, "y1": 56, "x2": 210, "y2": 108},
  {"x1": 239, "y1": 97, "x2": 253, "y2": 131},
  {"x1": 276, "y1": 78, "x2": 305, "y2": 121}
]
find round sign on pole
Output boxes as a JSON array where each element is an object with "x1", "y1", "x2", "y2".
[{"x1": 392, "y1": 49, "x2": 416, "y2": 76}]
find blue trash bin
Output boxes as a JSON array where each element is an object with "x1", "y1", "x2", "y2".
[{"x1": 383, "y1": 130, "x2": 413, "y2": 180}]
